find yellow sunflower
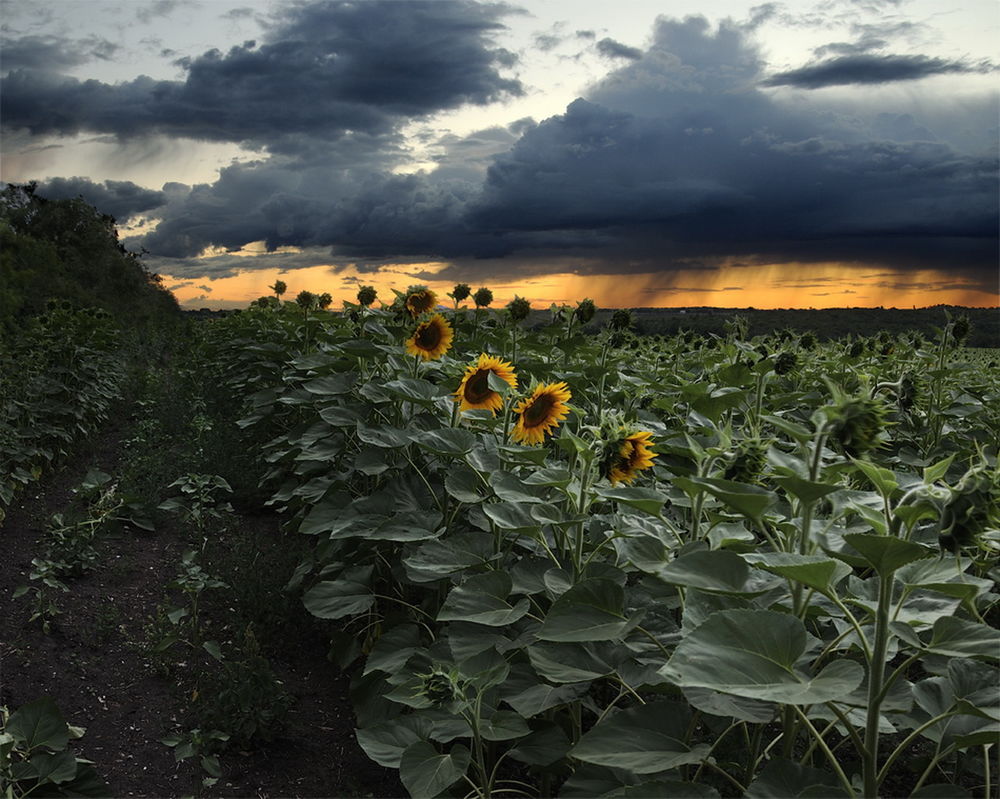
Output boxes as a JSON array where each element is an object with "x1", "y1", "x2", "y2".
[
  {"x1": 511, "y1": 382, "x2": 571, "y2": 446},
  {"x1": 606, "y1": 431, "x2": 657, "y2": 485},
  {"x1": 405, "y1": 287, "x2": 438, "y2": 317},
  {"x1": 455, "y1": 354, "x2": 518, "y2": 414},
  {"x1": 405, "y1": 313, "x2": 453, "y2": 360}
]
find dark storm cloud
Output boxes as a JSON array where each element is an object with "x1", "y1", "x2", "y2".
[
  {"x1": 1, "y1": 0, "x2": 521, "y2": 154},
  {"x1": 122, "y1": 13, "x2": 996, "y2": 291},
  {"x1": 596, "y1": 38, "x2": 642, "y2": 61},
  {"x1": 764, "y1": 54, "x2": 993, "y2": 89},
  {"x1": 38, "y1": 177, "x2": 167, "y2": 220},
  {"x1": 0, "y1": 34, "x2": 120, "y2": 71}
]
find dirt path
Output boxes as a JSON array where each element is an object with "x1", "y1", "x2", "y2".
[{"x1": 1, "y1": 406, "x2": 401, "y2": 797}]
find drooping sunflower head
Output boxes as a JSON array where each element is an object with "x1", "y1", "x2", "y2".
[
  {"x1": 827, "y1": 395, "x2": 889, "y2": 458},
  {"x1": 455, "y1": 354, "x2": 518, "y2": 414},
  {"x1": 405, "y1": 313, "x2": 453, "y2": 360},
  {"x1": 601, "y1": 430, "x2": 657, "y2": 485},
  {"x1": 511, "y1": 382, "x2": 571, "y2": 446},
  {"x1": 404, "y1": 285, "x2": 438, "y2": 317}
]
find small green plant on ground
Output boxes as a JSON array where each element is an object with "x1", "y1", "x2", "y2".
[{"x1": 0, "y1": 697, "x2": 108, "y2": 797}]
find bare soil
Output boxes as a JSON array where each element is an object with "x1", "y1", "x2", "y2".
[{"x1": 0, "y1": 415, "x2": 403, "y2": 798}]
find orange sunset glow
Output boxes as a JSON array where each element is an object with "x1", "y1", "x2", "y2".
[{"x1": 163, "y1": 260, "x2": 999, "y2": 311}]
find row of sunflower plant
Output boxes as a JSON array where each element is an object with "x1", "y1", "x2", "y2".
[
  {"x1": 196, "y1": 287, "x2": 998, "y2": 799},
  {"x1": 0, "y1": 301, "x2": 125, "y2": 523}
]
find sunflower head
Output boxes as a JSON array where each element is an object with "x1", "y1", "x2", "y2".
[
  {"x1": 357, "y1": 285, "x2": 377, "y2": 307},
  {"x1": 405, "y1": 313, "x2": 453, "y2": 360},
  {"x1": 455, "y1": 354, "x2": 517, "y2": 414},
  {"x1": 270, "y1": 280, "x2": 287, "y2": 297},
  {"x1": 404, "y1": 285, "x2": 438, "y2": 317},
  {"x1": 318, "y1": 292, "x2": 333, "y2": 310},
  {"x1": 601, "y1": 430, "x2": 657, "y2": 485},
  {"x1": 511, "y1": 382, "x2": 571, "y2": 446}
]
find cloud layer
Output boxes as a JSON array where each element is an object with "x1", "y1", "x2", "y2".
[
  {"x1": 2, "y1": 0, "x2": 521, "y2": 155},
  {"x1": 5, "y1": 2, "x2": 997, "y2": 295}
]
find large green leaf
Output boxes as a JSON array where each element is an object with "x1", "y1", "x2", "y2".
[
  {"x1": 437, "y1": 571, "x2": 529, "y2": 627},
  {"x1": 302, "y1": 374, "x2": 355, "y2": 395},
  {"x1": 303, "y1": 572, "x2": 374, "y2": 620},
  {"x1": 507, "y1": 723, "x2": 572, "y2": 766},
  {"x1": 415, "y1": 428, "x2": 476, "y2": 457},
  {"x1": 571, "y1": 701, "x2": 711, "y2": 774},
  {"x1": 595, "y1": 486, "x2": 668, "y2": 516},
  {"x1": 660, "y1": 610, "x2": 864, "y2": 704},
  {"x1": 676, "y1": 476, "x2": 777, "y2": 520},
  {"x1": 383, "y1": 378, "x2": 443, "y2": 406},
  {"x1": 536, "y1": 579, "x2": 629, "y2": 642},
  {"x1": 356, "y1": 716, "x2": 433, "y2": 768},
  {"x1": 926, "y1": 617, "x2": 1000, "y2": 659},
  {"x1": 842, "y1": 533, "x2": 931, "y2": 576},
  {"x1": 5, "y1": 697, "x2": 69, "y2": 751},
  {"x1": 399, "y1": 741, "x2": 470, "y2": 798},
  {"x1": 772, "y1": 474, "x2": 844, "y2": 505},
  {"x1": 527, "y1": 641, "x2": 613, "y2": 683},
  {"x1": 745, "y1": 758, "x2": 849, "y2": 798},
  {"x1": 657, "y1": 549, "x2": 760, "y2": 595},
  {"x1": 744, "y1": 552, "x2": 852, "y2": 595}
]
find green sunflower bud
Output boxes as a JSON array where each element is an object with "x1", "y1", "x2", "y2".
[
  {"x1": 507, "y1": 295, "x2": 531, "y2": 322},
  {"x1": 774, "y1": 351, "x2": 797, "y2": 376},
  {"x1": 827, "y1": 396, "x2": 888, "y2": 457},
  {"x1": 473, "y1": 287, "x2": 493, "y2": 308},
  {"x1": 575, "y1": 298, "x2": 596, "y2": 324}
]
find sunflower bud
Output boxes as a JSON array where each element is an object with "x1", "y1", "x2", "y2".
[
  {"x1": 295, "y1": 290, "x2": 315, "y2": 309},
  {"x1": 609, "y1": 309, "x2": 633, "y2": 331},
  {"x1": 827, "y1": 396, "x2": 888, "y2": 457},
  {"x1": 848, "y1": 339, "x2": 865, "y2": 358},
  {"x1": 951, "y1": 315, "x2": 970, "y2": 343},
  {"x1": 774, "y1": 351, "x2": 797, "y2": 375},
  {"x1": 357, "y1": 285, "x2": 377, "y2": 307},
  {"x1": 575, "y1": 298, "x2": 596, "y2": 324},
  {"x1": 938, "y1": 464, "x2": 999, "y2": 551},
  {"x1": 473, "y1": 287, "x2": 493, "y2": 308},
  {"x1": 897, "y1": 373, "x2": 919, "y2": 411},
  {"x1": 507, "y1": 295, "x2": 531, "y2": 322},
  {"x1": 418, "y1": 666, "x2": 465, "y2": 707},
  {"x1": 724, "y1": 439, "x2": 768, "y2": 484}
]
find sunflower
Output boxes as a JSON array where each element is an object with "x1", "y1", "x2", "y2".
[
  {"x1": 605, "y1": 431, "x2": 657, "y2": 485},
  {"x1": 405, "y1": 286, "x2": 438, "y2": 317},
  {"x1": 511, "y1": 382, "x2": 571, "y2": 445},
  {"x1": 405, "y1": 313, "x2": 453, "y2": 360},
  {"x1": 455, "y1": 354, "x2": 518, "y2": 414}
]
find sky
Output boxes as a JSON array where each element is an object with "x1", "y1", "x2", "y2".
[{"x1": 2, "y1": 0, "x2": 998, "y2": 311}]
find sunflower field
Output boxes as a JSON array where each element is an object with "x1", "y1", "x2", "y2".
[{"x1": 195, "y1": 288, "x2": 998, "y2": 799}]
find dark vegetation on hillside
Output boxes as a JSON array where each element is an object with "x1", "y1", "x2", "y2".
[{"x1": 1, "y1": 182, "x2": 180, "y2": 339}]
